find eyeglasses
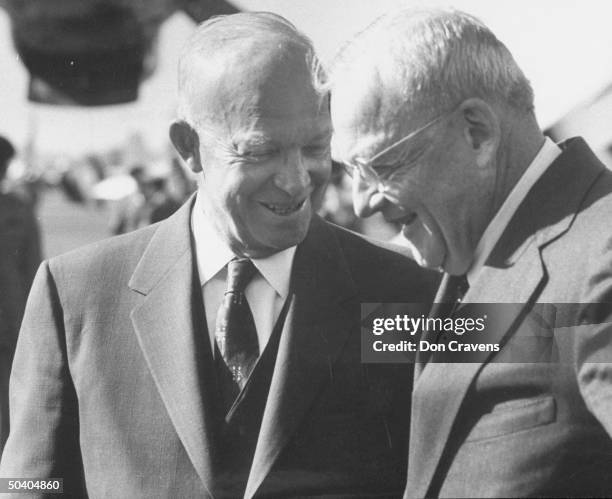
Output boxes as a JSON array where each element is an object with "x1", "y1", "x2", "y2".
[{"x1": 342, "y1": 108, "x2": 455, "y2": 191}]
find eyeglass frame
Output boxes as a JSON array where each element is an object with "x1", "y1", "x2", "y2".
[{"x1": 341, "y1": 106, "x2": 457, "y2": 192}]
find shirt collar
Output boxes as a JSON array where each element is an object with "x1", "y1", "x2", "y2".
[
  {"x1": 191, "y1": 193, "x2": 296, "y2": 299},
  {"x1": 466, "y1": 137, "x2": 562, "y2": 285}
]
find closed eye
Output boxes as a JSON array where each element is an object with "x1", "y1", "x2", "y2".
[
  {"x1": 372, "y1": 163, "x2": 405, "y2": 180},
  {"x1": 370, "y1": 164, "x2": 394, "y2": 176},
  {"x1": 239, "y1": 148, "x2": 279, "y2": 162},
  {"x1": 302, "y1": 143, "x2": 330, "y2": 157},
  {"x1": 231, "y1": 133, "x2": 278, "y2": 162},
  {"x1": 373, "y1": 144, "x2": 428, "y2": 179}
]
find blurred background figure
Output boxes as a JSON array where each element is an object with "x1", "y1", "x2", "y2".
[
  {"x1": 0, "y1": 135, "x2": 41, "y2": 453},
  {"x1": 111, "y1": 164, "x2": 183, "y2": 234},
  {"x1": 318, "y1": 161, "x2": 360, "y2": 230}
]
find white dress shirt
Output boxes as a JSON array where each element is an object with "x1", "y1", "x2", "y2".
[
  {"x1": 191, "y1": 194, "x2": 296, "y2": 353},
  {"x1": 466, "y1": 137, "x2": 562, "y2": 285}
]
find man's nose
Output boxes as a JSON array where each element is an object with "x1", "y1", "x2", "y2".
[
  {"x1": 274, "y1": 151, "x2": 311, "y2": 197},
  {"x1": 352, "y1": 176, "x2": 386, "y2": 217}
]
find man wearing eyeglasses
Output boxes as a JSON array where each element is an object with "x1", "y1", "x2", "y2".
[{"x1": 330, "y1": 7, "x2": 612, "y2": 498}]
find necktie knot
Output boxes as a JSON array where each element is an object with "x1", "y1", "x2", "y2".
[
  {"x1": 428, "y1": 273, "x2": 470, "y2": 319},
  {"x1": 448, "y1": 274, "x2": 469, "y2": 303},
  {"x1": 226, "y1": 257, "x2": 257, "y2": 294}
]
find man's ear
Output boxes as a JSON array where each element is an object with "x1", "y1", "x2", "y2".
[
  {"x1": 169, "y1": 120, "x2": 202, "y2": 173},
  {"x1": 458, "y1": 98, "x2": 500, "y2": 168}
]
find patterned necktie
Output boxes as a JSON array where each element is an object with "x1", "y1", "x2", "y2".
[{"x1": 215, "y1": 257, "x2": 259, "y2": 391}]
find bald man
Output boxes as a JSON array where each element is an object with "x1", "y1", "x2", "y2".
[{"x1": 0, "y1": 13, "x2": 438, "y2": 498}]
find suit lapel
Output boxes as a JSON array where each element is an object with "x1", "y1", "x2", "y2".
[
  {"x1": 409, "y1": 138, "x2": 606, "y2": 497},
  {"x1": 245, "y1": 218, "x2": 358, "y2": 499},
  {"x1": 409, "y1": 242, "x2": 544, "y2": 498},
  {"x1": 414, "y1": 274, "x2": 456, "y2": 378},
  {"x1": 128, "y1": 198, "x2": 218, "y2": 498}
]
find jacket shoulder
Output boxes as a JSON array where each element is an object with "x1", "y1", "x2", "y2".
[
  {"x1": 327, "y1": 221, "x2": 441, "y2": 303},
  {"x1": 47, "y1": 223, "x2": 159, "y2": 286}
]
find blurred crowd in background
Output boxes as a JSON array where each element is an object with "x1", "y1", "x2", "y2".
[{"x1": 0, "y1": 133, "x2": 399, "y2": 254}]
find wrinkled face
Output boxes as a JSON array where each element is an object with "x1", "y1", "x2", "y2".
[
  {"x1": 188, "y1": 45, "x2": 332, "y2": 258},
  {"x1": 331, "y1": 80, "x2": 496, "y2": 274}
]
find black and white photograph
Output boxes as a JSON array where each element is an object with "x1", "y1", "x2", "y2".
[{"x1": 1, "y1": 1, "x2": 611, "y2": 497}]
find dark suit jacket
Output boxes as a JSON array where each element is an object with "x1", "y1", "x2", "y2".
[
  {"x1": 0, "y1": 192, "x2": 41, "y2": 354},
  {"x1": 407, "y1": 137, "x2": 612, "y2": 498},
  {"x1": 0, "y1": 198, "x2": 438, "y2": 498},
  {"x1": 0, "y1": 191, "x2": 41, "y2": 453}
]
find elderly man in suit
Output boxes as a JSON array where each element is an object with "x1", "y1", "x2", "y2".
[
  {"x1": 1, "y1": 12, "x2": 438, "y2": 499},
  {"x1": 329, "y1": 7, "x2": 612, "y2": 498}
]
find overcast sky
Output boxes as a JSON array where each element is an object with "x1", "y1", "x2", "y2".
[{"x1": 2, "y1": 1, "x2": 612, "y2": 156}]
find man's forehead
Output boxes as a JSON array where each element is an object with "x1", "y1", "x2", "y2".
[
  {"x1": 331, "y1": 102, "x2": 408, "y2": 165},
  {"x1": 186, "y1": 40, "x2": 324, "y2": 124},
  {"x1": 229, "y1": 114, "x2": 332, "y2": 146},
  {"x1": 331, "y1": 75, "x2": 427, "y2": 163},
  {"x1": 333, "y1": 75, "x2": 397, "y2": 129}
]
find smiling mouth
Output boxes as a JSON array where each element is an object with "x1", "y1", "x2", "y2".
[{"x1": 260, "y1": 199, "x2": 306, "y2": 216}]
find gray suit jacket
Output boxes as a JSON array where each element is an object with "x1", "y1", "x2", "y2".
[
  {"x1": 406, "y1": 137, "x2": 612, "y2": 498},
  {"x1": 1, "y1": 198, "x2": 438, "y2": 498}
]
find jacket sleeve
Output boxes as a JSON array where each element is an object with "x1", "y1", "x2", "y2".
[
  {"x1": 574, "y1": 238, "x2": 612, "y2": 437},
  {"x1": 0, "y1": 261, "x2": 86, "y2": 498}
]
